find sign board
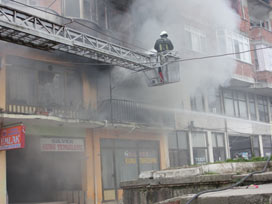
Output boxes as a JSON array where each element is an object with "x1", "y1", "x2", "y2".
[
  {"x1": 41, "y1": 137, "x2": 85, "y2": 152},
  {"x1": 0, "y1": 125, "x2": 25, "y2": 151}
]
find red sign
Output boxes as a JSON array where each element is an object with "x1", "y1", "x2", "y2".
[{"x1": 0, "y1": 125, "x2": 25, "y2": 151}]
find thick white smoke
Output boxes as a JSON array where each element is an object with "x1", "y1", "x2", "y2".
[{"x1": 112, "y1": 0, "x2": 240, "y2": 108}]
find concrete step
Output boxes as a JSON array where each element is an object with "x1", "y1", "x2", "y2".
[{"x1": 156, "y1": 183, "x2": 272, "y2": 204}]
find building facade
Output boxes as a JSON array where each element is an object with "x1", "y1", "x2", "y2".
[{"x1": 0, "y1": 0, "x2": 272, "y2": 204}]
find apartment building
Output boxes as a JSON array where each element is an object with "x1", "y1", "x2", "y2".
[
  {"x1": 0, "y1": 0, "x2": 272, "y2": 204},
  {"x1": 0, "y1": 0, "x2": 172, "y2": 204},
  {"x1": 170, "y1": 0, "x2": 272, "y2": 167}
]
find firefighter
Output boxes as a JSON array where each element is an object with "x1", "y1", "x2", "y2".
[
  {"x1": 154, "y1": 31, "x2": 174, "y2": 83},
  {"x1": 154, "y1": 31, "x2": 174, "y2": 53}
]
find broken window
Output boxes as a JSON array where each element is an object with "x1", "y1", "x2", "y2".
[
  {"x1": 212, "y1": 133, "x2": 226, "y2": 162},
  {"x1": 192, "y1": 132, "x2": 209, "y2": 165},
  {"x1": 38, "y1": 71, "x2": 65, "y2": 108},
  {"x1": 190, "y1": 94, "x2": 205, "y2": 112},
  {"x1": 208, "y1": 90, "x2": 222, "y2": 114},
  {"x1": 229, "y1": 135, "x2": 252, "y2": 159},
  {"x1": 262, "y1": 135, "x2": 272, "y2": 157},
  {"x1": 168, "y1": 131, "x2": 190, "y2": 167}
]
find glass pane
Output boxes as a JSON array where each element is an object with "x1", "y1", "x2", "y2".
[
  {"x1": 252, "y1": 136, "x2": 259, "y2": 148},
  {"x1": 169, "y1": 150, "x2": 179, "y2": 167},
  {"x1": 193, "y1": 148, "x2": 208, "y2": 164},
  {"x1": 217, "y1": 134, "x2": 225, "y2": 147},
  {"x1": 139, "y1": 148, "x2": 160, "y2": 173},
  {"x1": 192, "y1": 132, "x2": 207, "y2": 147},
  {"x1": 262, "y1": 136, "x2": 272, "y2": 148},
  {"x1": 177, "y1": 132, "x2": 188, "y2": 149},
  {"x1": 115, "y1": 149, "x2": 138, "y2": 188},
  {"x1": 212, "y1": 134, "x2": 217, "y2": 147},
  {"x1": 224, "y1": 98, "x2": 235, "y2": 116},
  {"x1": 168, "y1": 132, "x2": 178, "y2": 149},
  {"x1": 101, "y1": 149, "x2": 115, "y2": 189},
  {"x1": 213, "y1": 148, "x2": 226, "y2": 162},
  {"x1": 64, "y1": 0, "x2": 80, "y2": 18},
  {"x1": 229, "y1": 136, "x2": 252, "y2": 159},
  {"x1": 249, "y1": 102, "x2": 257, "y2": 120},
  {"x1": 239, "y1": 100, "x2": 248, "y2": 118}
]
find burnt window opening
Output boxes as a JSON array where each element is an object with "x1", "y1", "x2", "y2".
[
  {"x1": 6, "y1": 56, "x2": 83, "y2": 111},
  {"x1": 190, "y1": 94, "x2": 205, "y2": 112}
]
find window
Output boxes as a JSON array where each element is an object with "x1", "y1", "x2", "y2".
[
  {"x1": 192, "y1": 132, "x2": 209, "y2": 164},
  {"x1": 190, "y1": 94, "x2": 205, "y2": 112},
  {"x1": 223, "y1": 89, "x2": 248, "y2": 118},
  {"x1": 249, "y1": 94, "x2": 257, "y2": 120},
  {"x1": 100, "y1": 139, "x2": 160, "y2": 201},
  {"x1": 63, "y1": 0, "x2": 81, "y2": 18},
  {"x1": 252, "y1": 136, "x2": 260, "y2": 157},
  {"x1": 6, "y1": 56, "x2": 83, "y2": 110},
  {"x1": 218, "y1": 30, "x2": 251, "y2": 63},
  {"x1": 262, "y1": 136, "x2": 272, "y2": 157},
  {"x1": 184, "y1": 25, "x2": 206, "y2": 52},
  {"x1": 63, "y1": 0, "x2": 98, "y2": 22},
  {"x1": 256, "y1": 45, "x2": 272, "y2": 71},
  {"x1": 212, "y1": 133, "x2": 226, "y2": 162},
  {"x1": 168, "y1": 131, "x2": 190, "y2": 167},
  {"x1": 229, "y1": 136, "x2": 252, "y2": 159},
  {"x1": 257, "y1": 96, "x2": 269, "y2": 122},
  {"x1": 208, "y1": 90, "x2": 222, "y2": 114}
]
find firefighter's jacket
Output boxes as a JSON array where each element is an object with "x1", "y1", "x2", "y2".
[{"x1": 154, "y1": 37, "x2": 174, "y2": 52}]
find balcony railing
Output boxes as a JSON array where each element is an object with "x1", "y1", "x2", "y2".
[
  {"x1": 98, "y1": 99, "x2": 175, "y2": 127},
  {"x1": 5, "y1": 99, "x2": 175, "y2": 128}
]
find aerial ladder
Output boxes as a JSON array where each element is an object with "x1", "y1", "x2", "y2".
[{"x1": 0, "y1": 3, "x2": 180, "y2": 87}]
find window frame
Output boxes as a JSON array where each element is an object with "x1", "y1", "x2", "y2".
[
  {"x1": 212, "y1": 132, "x2": 226, "y2": 162},
  {"x1": 168, "y1": 131, "x2": 190, "y2": 167},
  {"x1": 257, "y1": 95, "x2": 269, "y2": 122},
  {"x1": 192, "y1": 131, "x2": 209, "y2": 165},
  {"x1": 184, "y1": 25, "x2": 207, "y2": 53}
]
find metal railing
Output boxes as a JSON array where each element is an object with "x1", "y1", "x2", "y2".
[
  {"x1": 5, "y1": 99, "x2": 175, "y2": 127},
  {"x1": 98, "y1": 99, "x2": 175, "y2": 127}
]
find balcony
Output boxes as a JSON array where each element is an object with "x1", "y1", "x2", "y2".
[
  {"x1": 98, "y1": 99, "x2": 175, "y2": 127},
  {"x1": 250, "y1": 26, "x2": 272, "y2": 44},
  {"x1": 4, "y1": 99, "x2": 175, "y2": 128}
]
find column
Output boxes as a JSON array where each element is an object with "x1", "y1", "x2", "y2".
[{"x1": 0, "y1": 151, "x2": 7, "y2": 204}]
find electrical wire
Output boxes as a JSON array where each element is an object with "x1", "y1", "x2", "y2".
[{"x1": 185, "y1": 156, "x2": 271, "y2": 204}]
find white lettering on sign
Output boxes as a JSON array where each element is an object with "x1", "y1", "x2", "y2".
[{"x1": 40, "y1": 137, "x2": 85, "y2": 152}]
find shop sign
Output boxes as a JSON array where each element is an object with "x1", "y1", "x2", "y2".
[
  {"x1": 0, "y1": 125, "x2": 25, "y2": 151},
  {"x1": 40, "y1": 137, "x2": 84, "y2": 152}
]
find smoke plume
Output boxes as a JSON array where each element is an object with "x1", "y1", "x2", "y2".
[{"x1": 112, "y1": 0, "x2": 240, "y2": 108}]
